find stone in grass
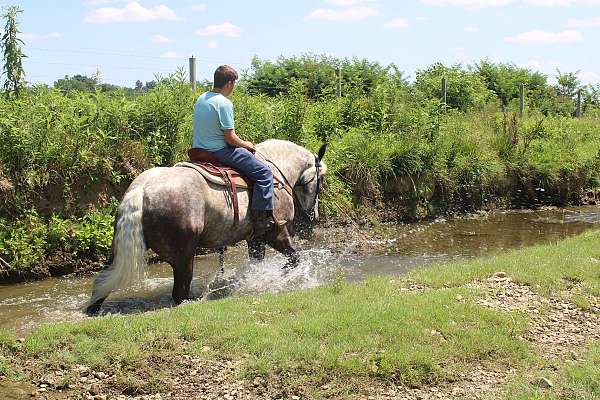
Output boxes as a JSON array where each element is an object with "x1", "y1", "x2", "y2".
[
  {"x1": 492, "y1": 271, "x2": 507, "y2": 279},
  {"x1": 532, "y1": 377, "x2": 553, "y2": 389}
]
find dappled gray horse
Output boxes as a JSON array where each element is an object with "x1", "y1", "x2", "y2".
[{"x1": 86, "y1": 140, "x2": 327, "y2": 314}]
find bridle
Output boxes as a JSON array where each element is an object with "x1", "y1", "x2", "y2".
[{"x1": 256, "y1": 150, "x2": 323, "y2": 221}]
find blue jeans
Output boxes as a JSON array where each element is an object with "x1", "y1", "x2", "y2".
[{"x1": 212, "y1": 147, "x2": 273, "y2": 211}]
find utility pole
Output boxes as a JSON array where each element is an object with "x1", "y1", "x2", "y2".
[
  {"x1": 189, "y1": 55, "x2": 197, "y2": 91},
  {"x1": 336, "y1": 67, "x2": 342, "y2": 98},
  {"x1": 441, "y1": 77, "x2": 447, "y2": 111},
  {"x1": 575, "y1": 90, "x2": 582, "y2": 118},
  {"x1": 519, "y1": 83, "x2": 525, "y2": 117}
]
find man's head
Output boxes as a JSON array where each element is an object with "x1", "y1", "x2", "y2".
[{"x1": 213, "y1": 65, "x2": 238, "y2": 97}]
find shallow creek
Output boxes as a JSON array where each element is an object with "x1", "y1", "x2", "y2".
[{"x1": 1, "y1": 206, "x2": 599, "y2": 335}]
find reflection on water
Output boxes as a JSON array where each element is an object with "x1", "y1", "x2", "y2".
[{"x1": 0, "y1": 206, "x2": 598, "y2": 335}]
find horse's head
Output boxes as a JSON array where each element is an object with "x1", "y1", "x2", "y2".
[{"x1": 293, "y1": 143, "x2": 328, "y2": 221}]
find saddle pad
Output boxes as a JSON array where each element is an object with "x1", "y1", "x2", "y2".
[{"x1": 174, "y1": 162, "x2": 251, "y2": 189}]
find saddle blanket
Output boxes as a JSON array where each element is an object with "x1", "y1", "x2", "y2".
[{"x1": 174, "y1": 161, "x2": 251, "y2": 189}]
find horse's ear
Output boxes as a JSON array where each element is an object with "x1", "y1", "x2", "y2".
[{"x1": 317, "y1": 143, "x2": 328, "y2": 160}]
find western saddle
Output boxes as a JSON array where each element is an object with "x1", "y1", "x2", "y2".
[{"x1": 176, "y1": 148, "x2": 291, "y2": 226}]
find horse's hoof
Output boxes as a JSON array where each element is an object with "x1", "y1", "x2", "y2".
[
  {"x1": 85, "y1": 304, "x2": 102, "y2": 316},
  {"x1": 283, "y1": 252, "x2": 300, "y2": 270}
]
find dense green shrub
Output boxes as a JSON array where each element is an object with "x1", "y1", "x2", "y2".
[{"x1": 0, "y1": 60, "x2": 599, "y2": 278}]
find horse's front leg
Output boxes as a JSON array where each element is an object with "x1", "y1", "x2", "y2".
[
  {"x1": 247, "y1": 239, "x2": 266, "y2": 262},
  {"x1": 266, "y1": 224, "x2": 300, "y2": 269},
  {"x1": 171, "y1": 253, "x2": 194, "y2": 304}
]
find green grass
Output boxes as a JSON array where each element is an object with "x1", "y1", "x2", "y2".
[
  {"x1": 18, "y1": 283, "x2": 529, "y2": 387},
  {"x1": 409, "y1": 229, "x2": 600, "y2": 297},
  {"x1": 500, "y1": 341, "x2": 600, "y2": 400},
  {"x1": 3, "y1": 230, "x2": 600, "y2": 397}
]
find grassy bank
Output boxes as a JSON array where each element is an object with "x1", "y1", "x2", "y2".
[
  {"x1": 1, "y1": 230, "x2": 599, "y2": 398},
  {"x1": 1, "y1": 72, "x2": 599, "y2": 281}
]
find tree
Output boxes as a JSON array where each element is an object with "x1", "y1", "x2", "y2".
[
  {"x1": 414, "y1": 63, "x2": 493, "y2": 111},
  {"x1": 54, "y1": 74, "x2": 98, "y2": 92},
  {"x1": 475, "y1": 60, "x2": 548, "y2": 108},
  {"x1": 555, "y1": 69, "x2": 581, "y2": 98},
  {"x1": 1, "y1": 5, "x2": 26, "y2": 98},
  {"x1": 246, "y1": 53, "x2": 406, "y2": 98}
]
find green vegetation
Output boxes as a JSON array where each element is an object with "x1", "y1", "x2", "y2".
[
  {"x1": 2, "y1": 230, "x2": 599, "y2": 398},
  {"x1": 410, "y1": 229, "x2": 600, "y2": 297},
  {"x1": 0, "y1": 7, "x2": 599, "y2": 279},
  {"x1": 0, "y1": 59, "x2": 599, "y2": 279},
  {"x1": 0, "y1": 5, "x2": 26, "y2": 98}
]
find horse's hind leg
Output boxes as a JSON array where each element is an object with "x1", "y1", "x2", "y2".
[{"x1": 171, "y1": 253, "x2": 195, "y2": 304}]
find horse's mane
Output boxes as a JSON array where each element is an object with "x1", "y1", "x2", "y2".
[{"x1": 257, "y1": 139, "x2": 327, "y2": 176}]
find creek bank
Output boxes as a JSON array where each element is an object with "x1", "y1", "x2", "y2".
[{"x1": 2, "y1": 229, "x2": 600, "y2": 399}]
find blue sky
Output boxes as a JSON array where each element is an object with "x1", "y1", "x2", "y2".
[{"x1": 1, "y1": 0, "x2": 599, "y2": 87}]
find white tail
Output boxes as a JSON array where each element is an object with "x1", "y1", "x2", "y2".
[{"x1": 88, "y1": 182, "x2": 147, "y2": 305}]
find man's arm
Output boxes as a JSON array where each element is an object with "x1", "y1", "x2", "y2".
[{"x1": 224, "y1": 129, "x2": 255, "y2": 152}]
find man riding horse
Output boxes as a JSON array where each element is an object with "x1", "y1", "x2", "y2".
[
  {"x1": 85, "y1": 66, "x2": 328, "y2": 315},
  {"x1": 192, "y1": 65, "x2": 275, "y2": 239}
]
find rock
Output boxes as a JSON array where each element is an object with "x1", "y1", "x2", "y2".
[
  {"x1": 90, "y1": 384, "x2": 100, "y2": 395},
  {"x1": 532, "y1": 377, "x2": 553, "y2": 389},
  {"x1": 291, "y1": 396, "x2": 301, "y2": 400},
  {"x1": 493, "y1": 271, "x2": 507, "y2": 279},
  {"x1": 94, "y1": 371, "x2": 108, "y2": 380}
]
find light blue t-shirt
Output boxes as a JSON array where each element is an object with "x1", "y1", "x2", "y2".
[{"x1": 192, "y1": 92, "x2": 235, "y2": 151}]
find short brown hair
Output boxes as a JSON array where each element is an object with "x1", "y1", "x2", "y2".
[{"x1": 213, "y1": 65, "x2": 238, "y2": 88}]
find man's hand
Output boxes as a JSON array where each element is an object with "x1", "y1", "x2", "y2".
[
  {"x1": 245, "y1": 141, "x2": 256, "y2": 153},
  {"x1": 224, "y1": 129, "x2": 255, "y2": 153}
]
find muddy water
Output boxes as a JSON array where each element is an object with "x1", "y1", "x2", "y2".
[{"x1": 0, "y1": 206, "x2": 599, "y2": 336}]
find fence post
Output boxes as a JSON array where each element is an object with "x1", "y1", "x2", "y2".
[
  {"x1": 189, "y1": 56, "x2": 197, "y2": 91},
  {"x1": 336, "y1": 67, "x2": 342, "y2": 98},
  {"x1": 519, "y1": 83, "x2": 525, "y2": 117},
  {"x1": 575, "y1": 90, "x2": 582, "y2": 118},
  {"x1": 441, "y1": 77, "x2": 447, "y2": 111}
]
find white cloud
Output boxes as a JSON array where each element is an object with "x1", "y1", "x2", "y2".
[
  {"x1": 464, "y1": 25, "x2": 480, "y2": 33},
  {"x1": 505, "y1": 29, "x2": 583, "y2": 44},
  {"x1": 152, "y1": 34, "x2": 172, "y2": 44},
  {"x1": 421, "y1": 0, "x2": 514, "y2": 11},
  {"x1": 525, "y1": 0, "x2": 600, "y2": 5},
  {"x1": 566, "y1": 16, "x2": 600, "y2": 28},
  {"x1": 207, "y1": 41, "x2": 219, "y2": 49},
  {"x1": 21, "y1": 32, "x2": 63, "y2": 42},
  {"x1": 85, "y1": 2, "x2": 180, "y2": 24},
  {"x1": 196, "y1": 22, "x2": 241, "y2": 37},
  {"x1": 306, "y1": 6, "x2": 380, "y2": 21},
  {"x1": 384, "y1": 18, "x2": 409, "y2": 29},
  {"x1": 190, "y1": 4, "x2": 208, "y2": 12},
  {"x1": 82, "y1": 0, "x2": 128, "y2": 5},
  {"x1": 422, "y1": 0, "x2": 600, "y2": 8},
  {"x1": 160, "y1": 51, "x2": 184, "y2": 59},
  {"x1": 326, "y1": 0, "x2": 376, "y2": 5}
]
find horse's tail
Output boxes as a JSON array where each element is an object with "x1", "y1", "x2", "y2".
[{"x1": 88, "y1": 182, "x2": 147, "y2": 306}]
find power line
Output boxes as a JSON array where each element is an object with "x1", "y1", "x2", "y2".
[
  {"x1": 26, "y1": 60, "x2": 174, "y2": 73},
  {"x1": 26, "y1": 46, "x2": 251, "y2": 65}
]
